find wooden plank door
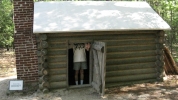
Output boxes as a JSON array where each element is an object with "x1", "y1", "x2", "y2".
[{"x1": 91, "y1": 41, "x2": 106, "y2": 96}]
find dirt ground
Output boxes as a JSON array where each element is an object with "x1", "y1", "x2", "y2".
[
  {"x1": 1, "y1": 75, "x2": 178, "y2": 100},
  {"x1": 1, "y1": 50, "x2": 178, "y2": 100},
  {"x1": 0, "y1": 49, "x2": 16, "y2": 77}
]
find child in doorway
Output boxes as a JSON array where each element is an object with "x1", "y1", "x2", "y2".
[{"x1": 73, "y1": 43, "x2": 90, "y2": 85}]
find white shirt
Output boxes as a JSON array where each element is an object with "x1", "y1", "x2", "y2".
[{"x1": 73, "y1": 48, "x2": 86, "y2": 62}]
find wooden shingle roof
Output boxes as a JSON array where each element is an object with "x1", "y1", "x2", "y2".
[{"x1": 33, "y1": 1, "x2": 171, "y2": 33}]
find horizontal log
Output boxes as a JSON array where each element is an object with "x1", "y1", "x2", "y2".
[
  {"x1": 47, "y1": 32, "x2": 156, "y2": 39},
  {"x1": 106, "y1": 62, "x2": 156, "y2": 71},
  {"x1": 107, "y1": 50, "x2": 157, "y2": 59},
  {"x1": 106, "y1": 73, "x2": 157, "y2": 83},
  {"x1": 155, "y1": 49, "x2": 163, "y2": 55},
  {"x1": 48, "y1": 39, "x2": 157, "y2": 47},
  {"x1": 39, "y1": 82, "x2": 50, "y2": 89},
  {"x1": 48, "y1": 42, "x2": 66, "y2": 49},
  {"x1": 38, "y1": 66, "x2": 42, "y2": 71},
  {"x1": 155, "y1": 60, "x2": 164, "y2": 67},
  {"x1": 48, "y1": 63, "x2": 66, "y2": 68},
  {"x1": 106, "y1": 39, "x2": 156, "y2": 46},
  {"x1": 38, "y1": 41, "x2": 48, "y2": 49},
  {"x1": 38, "y1": 62, "x2": 48, "y2": 68},
  {"x1": 49, "y1": 74, "x2": 66, "y2": 82},
  {"x1": 38, "y1": 56, "x2": 47, "y2": 63},
  {"x1": 69, "y1": 40, "x2": 92, "y2": 45},
  {"x1": 39, "y1": 84, "x2": 43, "y2": 90},
  {"x1": 49, "y1": 81, "x2": 66, "y2": 89},
  {"x1": 156, "y1": 55, "x2": 164, "y2": 61},
  {"x1": 37, "y1": 34, "x2": 47, "y2": 41},
  {"x1": 49, "y1": 68, "x2": 66, "y2": 75},
  {"x1": 107, "y1": 45, "x2": 156, "y2": 52},
  {"x1": 106, "y1": 79, "x2": 157, "y2": 88},
  {"x1": 158, "y1": 30, "x2": 165, "y2": 37},
  {"x1": 47, "y1": 55, "x2": 66, "y2": 63},
  {"x1": 37, "y1": 49, "x2": 47, "y2": 56},
  {"x1": 156, "y1": 72, "x2": 163, "y2": 78},
  {"x1": 47, "y1": 49, "x2": 66, "y2": 55},
  {"x1": 157, "y1": 77, "x2": 163, "y2": 81},
  {"x1": 39, "y1": 75, "x2": 49, "y2": 83},
  {"x1": 47, "y1": 37, "x2": 157, "y2": 47},
  {"x1": 39, "y1": 68, "x2": 49, "y2": 76},
  {"x1": 155, "y1": 38, "x2": 165, "y2": 43},
  {"x1": 106, "y1": 68, "x2": 156, "y2": 77},
  {"x1": 48, "y1": 62, "x2": 67, "y2": 69},
  {"x1": 155, "y1": 68, "x2": 164, "y2": 73},
  {"x1": 156, "y1": 44, "x2": 164, "y2": 49},
  {"x1": 38, "y1": 71, "x2": 42, "y2": 77},
  {"x1": 43, "y1": 69, "x2": 49, "y2": 75},
  {"x1": 107, "y1": 56, "x2": 157, "y2": 65},
  {"x1": 48, "y1": 41, "x2": 66, "y2": 44},
  {"x1": 43, "y1": 88, "x2": 49, "y2": 93}
]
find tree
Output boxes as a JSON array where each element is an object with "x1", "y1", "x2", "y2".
[
  {"x1": 147, "y1": 0, "x2": 178, "y2": 53},
  {"x1": 0, "y1": 0, "x2": 14, "y2": 49}
]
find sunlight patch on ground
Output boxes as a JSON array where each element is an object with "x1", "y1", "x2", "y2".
[
  {"x1": 0, "y1": 49, "x2": 16, "y2": 77},
  {"x1": 0, "y1": 75, "x2": 17, "y2": 81}
]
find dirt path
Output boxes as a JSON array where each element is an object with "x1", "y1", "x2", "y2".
[
  {"x1": 0, "y1": 50, "x2": 16, "y2": 77},
  {"x1": 1, "y1": 75, "x2": 178, "y2": 100}
]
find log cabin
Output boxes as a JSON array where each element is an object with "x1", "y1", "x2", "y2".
[{"x1": 14, "y1": 1, "x2": 171, "y2": 95}]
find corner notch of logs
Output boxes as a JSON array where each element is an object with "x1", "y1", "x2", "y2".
[{"x1": 36, "y1": 34, "x2": 49, "y2": 93}]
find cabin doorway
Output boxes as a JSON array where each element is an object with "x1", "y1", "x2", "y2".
[
  {"x1": 68, "y1": 43, "x2": 90, "y2": 86},
  {"x1": 67, "y1": 41, "x2": 106, "y2": 95}
]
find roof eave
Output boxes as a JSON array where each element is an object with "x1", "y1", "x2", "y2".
[{"x1": 33, "y1": 28, "x2": 171, "y2": 34}]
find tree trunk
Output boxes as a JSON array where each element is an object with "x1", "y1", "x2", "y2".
[{"x1": 5, "y1": 45, "x2": 9, "y2": 51}]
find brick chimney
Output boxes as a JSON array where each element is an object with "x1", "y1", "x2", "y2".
[{"x1": 13, "y1": 0, "x2": 38, "y2": 83}]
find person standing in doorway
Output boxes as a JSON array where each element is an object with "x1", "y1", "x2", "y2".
[{"x1": 73, "y1": 43, "x2": 90, "y2": 85}]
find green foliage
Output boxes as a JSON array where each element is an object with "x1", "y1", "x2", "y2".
[
  {"x1": 147, "y1": 0, "x2": 178, "y2": 62},
  {"x1": 0, "y1": 0, "x2": 14, "y2": 47},
  {"x1": 147, "y1": 0, "x2": 178, "y2": 52}
]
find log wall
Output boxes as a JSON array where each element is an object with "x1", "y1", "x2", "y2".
[
  {"x1": 47, "y1": 39, "x2": 67, "y2": 89},
  {"x1": 36, "y1": 34, "x2": 50, "y2": 92},
  {"x1": 40, "y1": 30, "x2": 164, "y2": 89}
]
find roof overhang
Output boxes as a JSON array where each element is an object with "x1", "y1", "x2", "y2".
[{"x1": 33, "y1": 1, "x2": 171, "y2": 33}]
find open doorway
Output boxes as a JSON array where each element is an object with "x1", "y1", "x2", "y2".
[
  {"x1": 68, "y1": 44, "x2": 90, "y2": 86},
  {"x1": 68, "y1": 41, "x2": 106, "y2": 95}
]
